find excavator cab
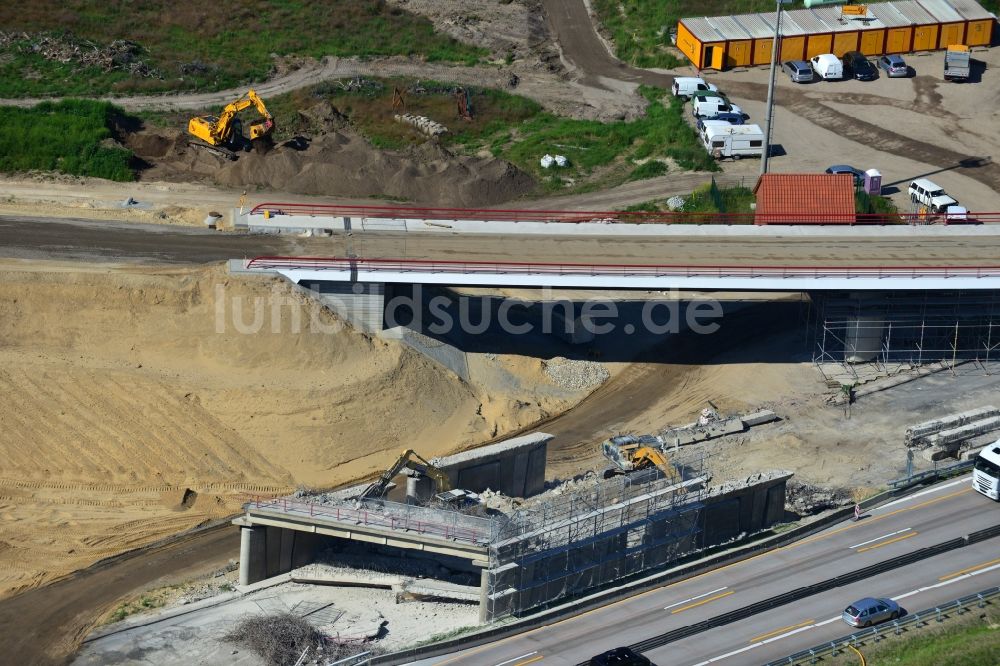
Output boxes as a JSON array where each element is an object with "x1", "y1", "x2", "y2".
[
  {"x1": 601, "y1": 434, "x2": 679, "y2": 482},
  {"x1": 187, "y1": 88, "x2": 274, "y2": 159}
]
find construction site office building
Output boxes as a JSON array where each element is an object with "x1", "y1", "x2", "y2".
[{"x1": 676, "y1": 0, "x2": 995, "y2": 71}]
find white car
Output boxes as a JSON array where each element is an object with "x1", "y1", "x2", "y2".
[{"x1": 671, "y1": 77, "x2": 719, "y2": 99}]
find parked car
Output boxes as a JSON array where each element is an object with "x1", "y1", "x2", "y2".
[
  {"x1": 811, "y1": 53, "x2": 843, "y2": 80},
  {"x1": 877, "y1": 54, "x2": 909, "y2": 77},
  {"x1": 696, "y1": 112, "x2": 744, "y2": 131},
  {"x1": 671, "y1": 77, "x2": 719, "y2": 99},
  {"x1": 825, "y1": 164, "x2": 866, "y2": 186},
  {"x1": 909, "y1": 178, "x2": 958, "y2": 213},
  {"x1": 692, "y1": 94, "x2": 743, "y2": 119},
  {"x1": 842, "y1": 597, "x2": 901, "y2": 627},
  {"x1": 589, "y1": 647, "x2": 653, "y2": 666},
  {"x1": 782, "y1": 60, "x2": 814, "y2": 83},
  {"x1": 843, "y1": 51, "x2": 878, "y2": 81}
]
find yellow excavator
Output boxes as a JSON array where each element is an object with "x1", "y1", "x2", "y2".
[
  {"x1": 187, "y1": 88, "x2": 274, "y2": 160},
  {"x1": 358, "y1": 449, "x2": 452, "y2": 501},
  {"x1": 601, "y1": 434, "x2": 680, "y2": 483}
]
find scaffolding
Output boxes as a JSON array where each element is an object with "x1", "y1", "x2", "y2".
[
  {"x1": 812, "y1": 291, "x2": 1000, "y2": 379},
  {"x1": 484, "y1": 450, "x2": 709, "y2": 621}
]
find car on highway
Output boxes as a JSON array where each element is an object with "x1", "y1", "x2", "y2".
[
  {"x1": 781, "y1": 60, "x2": 814, "y2": 83},
  {"x1": 843, "y1": 51, "x2": 878, "y2": 81},
  {"x1": 877, "y1": 54, "x2": 909, "y2": 78},
  {"x1": 842, "y1": 597, "x2": 901, "y2": 627},
  {"x1": 825, "y1": 164, "x2": 866, "y2": 186},
  {"x1": 589, "y1": 647, "x2": 653, "y2": 666}
]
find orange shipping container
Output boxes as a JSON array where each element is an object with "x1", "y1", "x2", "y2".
[
  {"x1": 780, "y1": 36, "x2": 807, "y2": 62},
  {"x1": 937, "y1": 22, "x2": 965, "y2": 48},
  {"x1": 884, "y1": 27, "x2": 911, "y2": 53},
  {"x1": 805, "y1": 34, "x2": 833, "y2": 59},
  {"x1": 675, "y1": 21, "x2": 704, "y2": 69},
  {"x1": 726, "y1": 40, "x2": 752, "y2": 67},
  {"x1": 859, "y1": 29, "x2": 885, "y2": 55},
  {"x1": 753, "y1": 38, "x2": 773, "y2": 65},
  {"x1": 964, "y1": 19, "x2": 993, "y2": 46},
  {"x1": 832, "y1": 31, "x2": 860, "y2": 56},
  {"x1": 911, "y1": 24, "x2": 938, "y2": 50}
]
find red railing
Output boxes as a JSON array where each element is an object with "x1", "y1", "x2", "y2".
[
  {"x1": 248, "y1": 202, "x2": 1000, "y2": 226},
  {"x1": 245, "y1": 495, "x2": 493, "y2": 545},
  {"x1": 245, "y1": 256, "x2": 1000, "y2": 281}
]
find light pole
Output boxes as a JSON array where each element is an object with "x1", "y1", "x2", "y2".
[{"x1": 761, "y1": 0, "x2": 791, "y2": 176}]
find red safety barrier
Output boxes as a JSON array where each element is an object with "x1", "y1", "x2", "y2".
[{"x1": 248, "y1": 201, "x2": 1000, "y2": 226}]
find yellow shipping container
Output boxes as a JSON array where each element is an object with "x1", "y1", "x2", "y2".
[
  {"x1": 805, "y1": 34, "x2": 833, "y2": 59},
  {"x1": 859, "y1": 29, "x2": 885, "y2": 55},
  {"x1": 780, "y1": 36, "x2": 807, "y2": 62},
  {"x1": 676, "y1": 21, "x2": 704, "y2": 69},
  {"x1": 753, "y1": 38, "x2": 773, "y2": 65},
  {"x1": 726, "y1": 40, "x2": 753, "y2": 67},
  {"x1": 937, "y1": 22, "x2": 965, "y2": 48},
  {"x1": 964, "y1": 19, "x2": 993, "y2": 46},
  {"x1": 911, "y1": 24, "x2": 938, "y2": 50},
  {"x1": 833, "y1": 31, "x2": 860, "y2": 56},
  {"x1": 884, "y1": 27, "x2": 912, "y2": 53}
]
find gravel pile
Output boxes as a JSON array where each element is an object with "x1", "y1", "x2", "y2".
[{"x1": 543, "y1": 357, "x2": 609, "y2": 391}]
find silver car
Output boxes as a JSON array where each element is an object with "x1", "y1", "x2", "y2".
[
  {"x1": 877, "y1": 54, "x2": 909, "y2": 78},
  {"x1": 842, "y1": 597, "x2": 901, "y2": 627},
  {"x1": 782, "y1": 60, "x2": 814, "y2": 83}
]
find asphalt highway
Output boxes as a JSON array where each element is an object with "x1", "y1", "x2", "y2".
[
  {"x1": 414, "y1": 477, "x2": 1000, "y2": 666},
  {"x1": 4, "y1": 215, "x2": 1000, "y2": 268}
]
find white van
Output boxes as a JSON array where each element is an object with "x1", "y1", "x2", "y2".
[
  {"x1": 972, "y1": 440, "x2": 1000, "y2": 500},
  {"x1": 692, "y1": 95, "x2": 744, "y2": 119},
  {"x1": 702, "y1": 124, "x2": 765, "y2": 160},
  {"x1": 672, "y1": 77, "x2": 719, "y2": 99},
  {"x1": 810, "y1": 53, "x2": 843, "y2": 80},
  {"x1": 908, "y1": 178, "x2": 958, "y2": 212}
]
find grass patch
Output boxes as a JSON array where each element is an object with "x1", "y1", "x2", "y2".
[
  {"x1": 681, "y1": 180, "x2": 754, "y2": 215},
  {"x1": 0, "y1": 99, "x2": 134, "y2": 180},
  {"x1": 592, "y1": 0, "x2": 775, "y2": 69},
  {"x1": 849, "y1": 609, "x2": 1000, "y2": 666},
  {"x1": 0, "y1": 1, "x2": 486, "y2": 97},
  {"x1": 856, "y1": 190, "x2": 902, "y2": 221},
  {"x1": 629, "y1": 160, "x2": 669, "y2": 181}
]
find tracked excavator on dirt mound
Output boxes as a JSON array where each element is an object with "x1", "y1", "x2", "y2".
[
  {"x1": 187, "y1": 88, "x2": 274, "y2": 160},
  {"x1": 358, "y1": 449, "x2": 452, "y2": 501},
  {"x1": 601, "y1": 434, "x2": 681, "y2": 483}
]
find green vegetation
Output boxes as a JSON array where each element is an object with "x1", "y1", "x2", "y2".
[
  {"x1": 856, "y1": 191, "x2": 901, "y2": 220},
  {"x1": 0, "y1": 99, "x2": 134, "y2": 181},
  {"x1": 105, "y1": 591, "x2": 170, "y2": 624},
  {"x1": 592, "y1": 0, "x2": 774, "y2": 68},
  {"x1": 681, "y1": 179, "x2": 754, "y2": 216},
  {"x1": 211, "y1": 81, "x2": 715, "y2": 194},
  {"x1": 857, "y1": 612, "x2": 1000, "y2": 666},
  {"x1": 0, "y1": 1, "x2": 486, "y2": 97}
]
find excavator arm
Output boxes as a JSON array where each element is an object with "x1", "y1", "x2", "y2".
[
  {"x1": 358, "y1": 449, "x2": 452, "y2": 500},
  {"x1": 187, "y1": 88, "x2": 274, "y2": 155}
]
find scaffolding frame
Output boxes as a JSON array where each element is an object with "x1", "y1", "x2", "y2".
[
  {"x1": 484, "y1": 450, "x2": 709, "y2": 620},
  {"x1": 812, "y1": 290, "x2": 1000, "y2": 378}
]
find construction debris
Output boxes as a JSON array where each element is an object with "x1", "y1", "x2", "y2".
[
  {"x1": 904, "y1": 406, "x2": 1000, "y2": 461},
  {"x1": 394, "y1": 113, "x2": 448, "y2": 137},
  {"x1": 0, "y1": 31, "x2": 159, "y2": 78},
  {"x1": 659, "y1": 409, "x2": 780, "y2": 448}
]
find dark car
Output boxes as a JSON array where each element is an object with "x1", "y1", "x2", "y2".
[
  {"x1": 877, "y1": 54, "x2": 909, "y2": 77},
  {"x1": 843, "y1": 51, "x2": 878, "y2": 81},
  {"x1": 842, "y1": 597, "x2": 901, "y2": 627},
  {"x1": 589, "y1": 647, "x2": 653, "y2": 666},
  {"x1": 825, "y1": 164, "x2": 866, "y2": 186},
  {"x1": 696, "y1": 112, "x2": 744, "y2": 131}
]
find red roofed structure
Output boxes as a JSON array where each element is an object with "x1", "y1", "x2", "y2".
[{"x1": 753, "y1": 173, "x2": 856, "y2": 225}]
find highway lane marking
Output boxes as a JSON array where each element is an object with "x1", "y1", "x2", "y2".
[
  {"x1": 664, "y1": 587, "x2": 729, "y2": 611},
  {"x1": 879, "y1": 476, "x2": 969, "y2": 509},
  {"x1": 493, "y1": 652, "x2": 537, "y2": 666},
  {"x1": 692, "y1": 555, "x2": 1000, "y2": 665},
  {"x1": 939, "y1": 557, "x2": 1000, "y2": 580},
  {"x1": 856, "y1": 531, "x2": 918, "y2": 552},
  {"x1": 748, "y1": 619, "x2": 815, "y2": 643},
  {"x1": 670, "y1": 590, "x2": 735, "y2": 614},
  {"x1": 789, "y1": 488, "x2": 970, "y2": 550},
  {"x1": 849, "y1": 527, "x2": 911, "y2": 549},
  {"x1": 512, "y1": 656, "x2": 543, "y2": 666}
]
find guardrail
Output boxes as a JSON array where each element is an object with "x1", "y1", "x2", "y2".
[
  {"x1": 244, "y1": 496, "x2": 493, "y2": 546},
  {"x1": 764, "y1": 586, "x2": 1000, "y2": 666},
  {"x1": 248, "y1": 202, "x2": 1000, "y2": 227},
  {"x1": 244, "y1": 256, "x2": 1000, "y2": 281},
  {"x1": 889, "y1": 458, "x2": 975, "y2": 488}
]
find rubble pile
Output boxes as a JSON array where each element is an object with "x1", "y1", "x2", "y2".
[
  {"x1": 0, "y1": 31, "x2": 160, "y2": 77},
  {"x1": 542, "y1": 357, "x2": 609, "y2": 391}
]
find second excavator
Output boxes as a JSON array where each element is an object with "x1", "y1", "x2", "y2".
[{"x1": 187, "y1": 88, "x2": 274, "y2": 160}]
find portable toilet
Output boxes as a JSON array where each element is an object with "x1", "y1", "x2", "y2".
[{"x1": 864, "y1": 168, "x2": 882, "y2": 195}]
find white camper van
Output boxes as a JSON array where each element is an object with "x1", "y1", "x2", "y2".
[
  {"x1": 811, "y1": 53, "x2": 843, "y2": 80},
  {"x1": 702, "y1": 124, "x2": 765, "y2": 160}
]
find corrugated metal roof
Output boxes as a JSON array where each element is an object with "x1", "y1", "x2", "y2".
[
  {"x1": 889, "y1": 0, "x2": 938, "y2": 25},
  {"x1": 753, "y1": 174, "x2": 856, "y2": 224},
  {"x1": 917, "y1": 0, "x2": 966, "y2": 22},
  {"x1": 730, "y1": 12, "x2": 777, "y2": 39},
  {"x1": 869, "y1": 3, "x2": 912, "y2": 27},
  {"x1": 812, "y1": 7, "x2": 886, "y2": 31},
  {"x1": 786, "y1": 8, "x2": 836, "y2": 33},
  {"x1": 707, "y1": 15, "x2": 753, "y2": 40},
  {"x1": 682, "y1": 17, "x2": 727, "y2": 43},
  {"x1": 760, "y1": 11, "x2": 810, "y2": 37},
  {"x1": 945, "y1": 0, "x2": 995, "y2": 20}
]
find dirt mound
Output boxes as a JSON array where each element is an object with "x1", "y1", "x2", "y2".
[{"x1": 129, "y1": 125, "x2": 535, "y2": 206}]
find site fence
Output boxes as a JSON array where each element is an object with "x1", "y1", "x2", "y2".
[
  {"x1": 248, "y1": 201, "x2": 1000, "y2": 226},
  {"x1": 246, "y1": 256, "x2": 1000, "y2": 281},
  {"x1": 244, "y1": 496, "x2": 496, "y2": 545},
  {"x1": 325, "y1": 652, "x2": 371, "y2": 666},
  {"x1": 764, "y1": 586, "x2": 1000, "y2": 666},
  {"x1": 888, "y1": 458, "x2": 975, "y2": 489}
]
